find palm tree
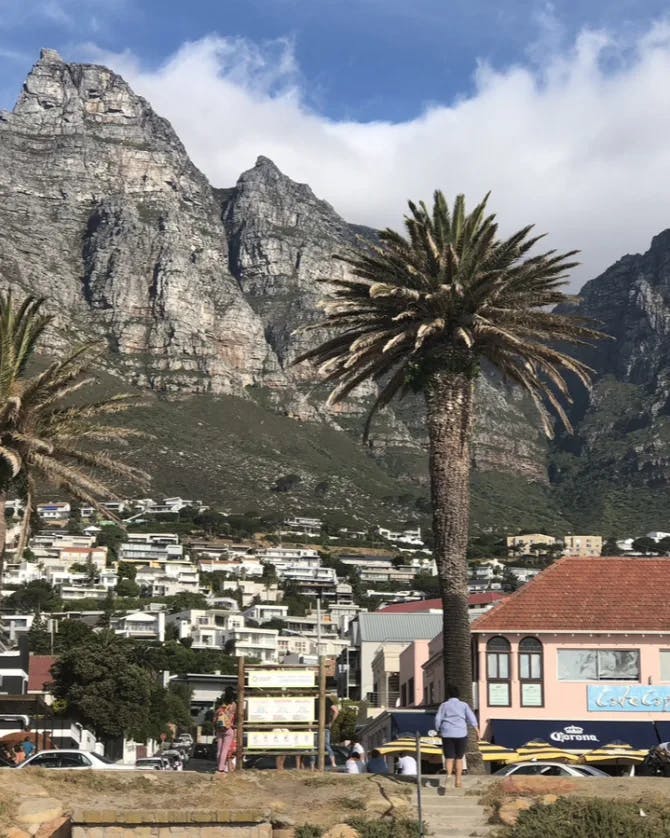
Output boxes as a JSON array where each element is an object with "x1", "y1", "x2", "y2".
[
  {"x1": 0, "y1": 294, "x2": 149, "y2": 579},
  {"x1": 295, "y1": 192, "x2": 605, "y2": 756}
]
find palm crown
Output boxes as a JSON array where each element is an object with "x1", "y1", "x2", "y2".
[
  {"x1": 0, "y1": 294, "x2": 149, "y2": 558},
  {"x1": 296, "y1": 191, "x2": 604, "y2": 436}
]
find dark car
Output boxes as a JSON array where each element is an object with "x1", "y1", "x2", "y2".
[{"x1": 193, "y1": 742, "x2": 217, "y2": 760}]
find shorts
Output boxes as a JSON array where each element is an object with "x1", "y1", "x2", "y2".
[{"x1": 442, "y1": 736, "x2": 467, "y2": 760}]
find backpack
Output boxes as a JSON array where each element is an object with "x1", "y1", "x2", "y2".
[{"x1": 215, "y1": 703, "x2": 236, "y2": 732}]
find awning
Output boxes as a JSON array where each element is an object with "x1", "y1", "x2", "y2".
[
  {"x1": 654, "y1": 721, "x2": 670, "y2": 743},
  {"x1": 490, "y1": 719, "x2": 659, "y2": 750},
  {"x1": 389, "y1": 712, "x2": 436, "y2": 738}
]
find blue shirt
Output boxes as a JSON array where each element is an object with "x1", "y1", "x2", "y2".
[
  {"x1": 435, "y1": 698, "x2": 478, "y2": 739},
  {"x1": 21, "y1": 741, "x2": 35, "y2": 757}
]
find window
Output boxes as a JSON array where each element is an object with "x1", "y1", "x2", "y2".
[
  {"x1": 557, "y1": 649, "x2": 640, "y2": 681},
  {"x1": 408, "y1": 677, "x2": 415, "y2": 705},
  {"x1": 487, "y1": 636, "x2": 511, "y2": 706},
  {"x1": 661, "y1": 651, "x2": 670, "y2": 682},
  {"x1": 519, "y1": 637, "x2": 543, "y2": 707}
]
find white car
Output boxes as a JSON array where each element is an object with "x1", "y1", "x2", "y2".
[
  {"x1": 493, "y1": 761, "x2": 609, "y2": 778},
  {"x1": 135, "y1": 756, "x2": 170, "y2": 771},
  {"x1": 18, "y1": 749, "x2": 134, "y2": 770}
]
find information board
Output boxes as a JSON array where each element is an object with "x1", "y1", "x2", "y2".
[
  {"x1": 248, "y1": 669, "x2": 316, "y2": 689},
  {"x1": 247, "y1": 730, "x2": 316, "y2": 751},
  {"x1": 247, "y1": 696, "x2": 315, "y2": 723}
]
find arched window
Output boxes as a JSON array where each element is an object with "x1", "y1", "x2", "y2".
[
  {"x1": 519, "y1": 637, "x2": 544, "y2": 707},
  {"x1": 486, "y1": 636, "x2": 511, "y2": 707}
]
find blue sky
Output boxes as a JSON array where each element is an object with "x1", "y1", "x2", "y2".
[
  {"x1": 1, "y1": 0, "x2": 668, "y2": 119},
  {"x1": 2, "y1": 1, "x2": 670, "y2": 284}
]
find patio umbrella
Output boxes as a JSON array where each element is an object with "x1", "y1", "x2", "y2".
[
  {"x1": 477, "y1": 740, "x2": 517, "y2": 763},
  {"x1": 581, "y1": 742, "x2": 647, "y2": 765},
  {"x1": 507, "y1": 740, "x2": 581, "y2": 763},
  {"x1": 377, "y1": 736, "x2": 443, "y2": 757}
]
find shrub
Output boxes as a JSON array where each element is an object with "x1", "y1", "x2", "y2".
[
  {"x1": 503, "y1": 797, "x2": 670, "y2": 838},
  {"x1": 347, "y1": 818, "x2": 422, "y2": 838},
  {"x1": 295, "y1": 825, "x2": 324, "y2": 838}
]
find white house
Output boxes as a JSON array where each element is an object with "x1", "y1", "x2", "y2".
[
  {"x1": 119, "y1": 533, "x2": 183, "y2": 565},
  {"x1": 37, "y1": 502, "x2": 71, "y2": 522},
  {"x1": 243, "y1": 604, "x2": 289, "y2": 624},
  {"x1": 113, "y1": 611, "x2": 165, "y2": 642}
]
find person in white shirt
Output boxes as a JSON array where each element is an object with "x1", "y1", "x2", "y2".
[
  {"x1": 345, "y1": 752, "x2": 363, "y2": 773},
  {"x1": 397, "y1": 752, "x2": 418, "y2": 776},
  {"x1": 349, "y1": 737, "x2": 366, "y2": 762}
]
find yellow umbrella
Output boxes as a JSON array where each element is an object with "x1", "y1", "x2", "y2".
[
  {"x1": 478, "y1": 740, "x2": 517, "y2": 763},
  {"x1": 377, "y1": 737, "x2": 443, "y2": 757},
  {"x1": 510, "y1": 740, "x2": 580, "y2": 763},
  {"x1": 581, "y1": 742, "x2": 647, "y2": 765}
]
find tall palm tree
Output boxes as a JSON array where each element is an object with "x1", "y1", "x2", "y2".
[
  {"x1": 295, "y1": 192, "x2": 605, "y2": 753},
  {"x1": 0, "y1": 294, "x2": 149, "y2": 579}
]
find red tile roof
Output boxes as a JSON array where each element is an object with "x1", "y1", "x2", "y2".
[
  {"x1": 379, "y1": 592, "x2": 506, "y2": 613},
  {"x1": 472, "y1": 557, "x2": 670, "y2": 633},
  {"x1": 28, "y1": 655, "x2": 57, "y2": 693}
]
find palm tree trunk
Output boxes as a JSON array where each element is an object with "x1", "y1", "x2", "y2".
[
  {"x1": 425, "y1": 370, "x2": 483, "y2": 771},
  {"x1": 0, "y1": 490, "x2": 6, "y2": 589}
]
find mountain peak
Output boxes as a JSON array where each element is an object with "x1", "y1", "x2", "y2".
[
  {"x1": 38, "y1": 48, "x2": 63, "y2": 63},
  {"x1": 254, "y1": 155, "x2": 280, "y2": 171}
]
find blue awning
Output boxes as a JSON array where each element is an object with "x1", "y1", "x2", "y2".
[
  {"x1": 490, "y1": 719, "x2": 659, "y2": 750},
  {"x1": 390, "y1": 712, "x2": 436, "y2": 738},
  {"x1": 654, "y1": 721, "x2": 670, "y2": 744}
]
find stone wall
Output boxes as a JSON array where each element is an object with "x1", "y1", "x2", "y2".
[{"x1": 70, "y1": 809, "x2": 273, "y2": 838}]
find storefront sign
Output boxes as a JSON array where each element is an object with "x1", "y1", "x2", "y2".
[
  {"x1": 247, "y1": 696, "x2": 315, "y2": 723},
  {"x1": 248, "y1": 669, "x2": 316, "y2": 689},
  {"x1": 247, "y1": 730, "x2": 316, "y2": 751},
  {"x1": 588, "y1": 685, "x2": 670, "y2": 712},
  {"x1": 548, "y1": 724, "x2": 598, "y2": 744}
]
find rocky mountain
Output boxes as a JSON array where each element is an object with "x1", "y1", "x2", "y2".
[
  {"x1": 551, "y1": 232, "x2": 670, "y2": 533},
  {"x1": 1, "y1": 50, "x2": 669, "y2": 534}
]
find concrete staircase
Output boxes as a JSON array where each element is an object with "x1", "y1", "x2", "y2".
[{"x1": 415, "y1": 778, "x2": 497, "y2": 838}]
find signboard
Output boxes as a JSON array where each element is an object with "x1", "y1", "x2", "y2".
[
  {"x1": 521, "y1": 683, "x2": 543, "y2": 707},
  {"x1": 488, "y1": 683, "x2": 510, "y2": 707},
  {"x1": 247, "y1": 696, "x2": 315, "y2": 723},
  {"x1": 248, "y1": 669, "x2": 316, "y2": 689},
  {"x1": 247, "y1": 730, "x2": 316, "y2": 751},
  {"x1": 588, "y1": 685, "x2": 670, "y2": 712}
]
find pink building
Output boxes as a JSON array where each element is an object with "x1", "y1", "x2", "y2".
[
  {"x1": 399, "y1": 639, "x2": 429, "y2": 706},
  {"x1": 471, "y1": 557, "x2": 670, "y2": 750}
]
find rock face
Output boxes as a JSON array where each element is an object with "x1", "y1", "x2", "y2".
[
  {"x1": 551, "y1": 231, "x2": 670, "y2": 532},
  {"x1": 0, "y1": 49, "x2": 549, "y2": 487},
  {"x1": 0, "y1": 49, "x2": 279, "y2": 394}
]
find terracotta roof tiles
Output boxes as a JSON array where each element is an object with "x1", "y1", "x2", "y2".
[{"x1": 471, "y1": 556, "x2": 670, "y2": 633}]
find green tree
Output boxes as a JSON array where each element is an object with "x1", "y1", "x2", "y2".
[
  {"x1": 501, "y1": 566, "x2": 520, "y2": 592},
  {"x1": 96, "y1": 525, "x2": 127, "y2": 565},
  {"x1": 116, "y1": 561, "x2": 137, "y2": 581},
  {"x1": 164, "y1": 591, "x2": 208, "y2": 613},
  {"x1": 601, "y1": 537, "x2": 623, "y2": 556},
  {"x1": 6, "y1": 580, "x2": 62, "y2": 612},
  {"x1": 632, "y1": 536, "x2": 658, "y2": 555},
  {"x1": 50, "y1": 631, "x2": 155, "y2": 745},
  {"x1": 54, "y1": 618, "x2": 94, "y2": 653},
  {"x1": 116, "y1": 578, "x2": 140, "y2": 597},
  {"x1": 26, "y1": 613, "x2": 52, "y2": 654},
  {"x1": 295, "y1": 191, "x2": 605, "y2": 764}
]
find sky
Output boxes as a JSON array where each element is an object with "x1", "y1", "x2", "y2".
[{"x1": 1, "y1": 1, "x2": 670, "y2": 286}]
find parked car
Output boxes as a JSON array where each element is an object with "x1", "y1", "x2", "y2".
[
  {"x1": 492, "y1": 761, "x2": 609, "y2": 778},
  {"x1": 18, "y1": 749, "x2": 134, "y2": 770},
  {"x1": 135, "y1": 756, "x2": 169, "y2": 771},
  {"x1": 193, "y1": 742, "x2": 216, "y2": 760}
]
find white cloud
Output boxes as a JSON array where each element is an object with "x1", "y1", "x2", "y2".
[{"x1": 82, "y1": 22, "x2": 670, "y2": 287}]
